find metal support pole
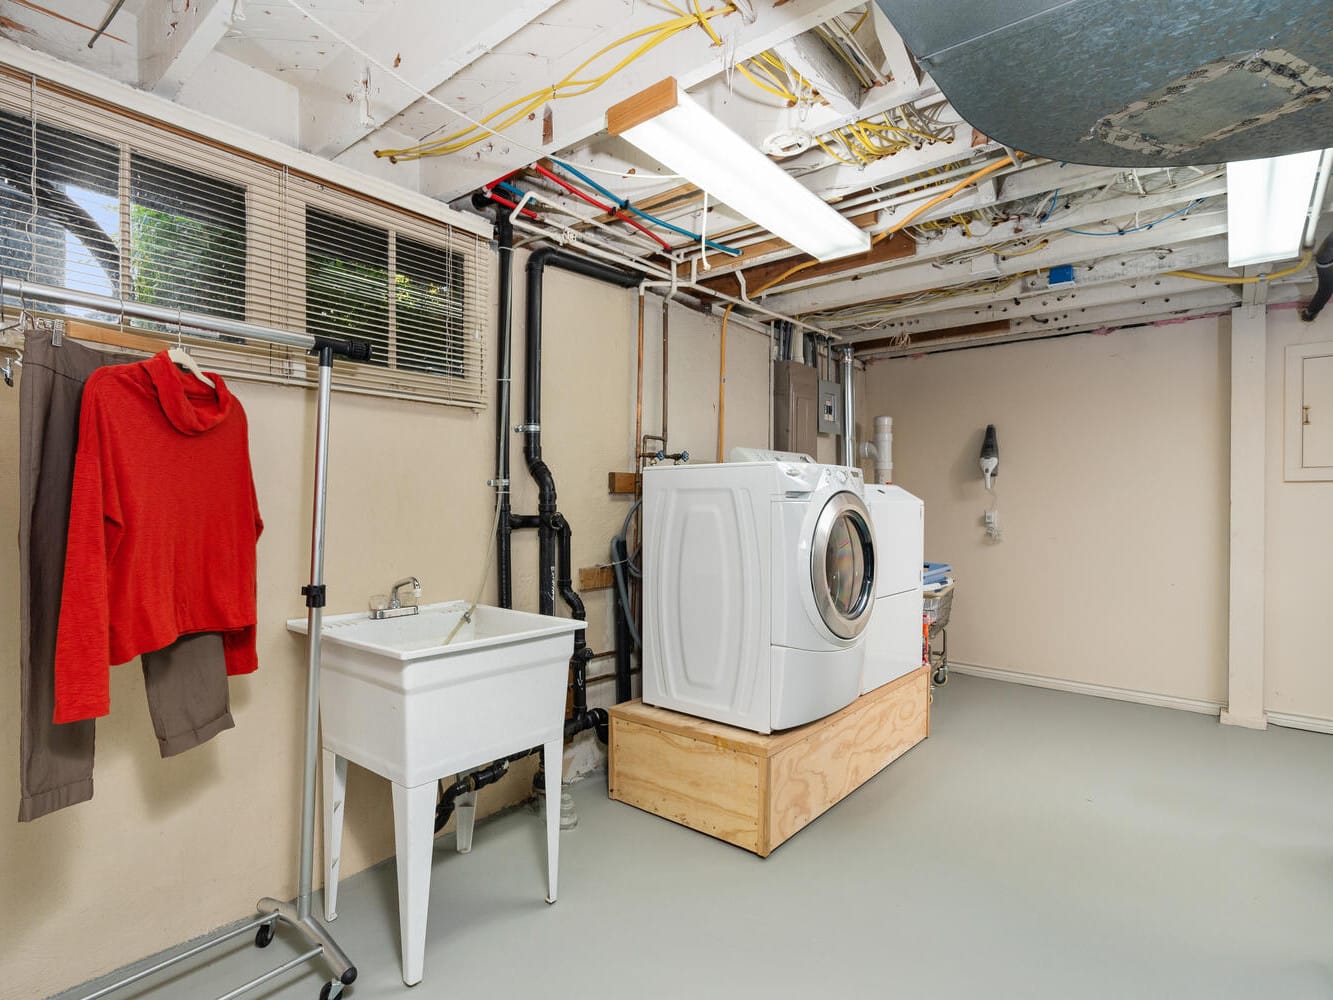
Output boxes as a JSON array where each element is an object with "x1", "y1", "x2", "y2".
[
  {"x1": 840, "y1": 346, "x2": 856, "y2": 468},
  {"x1": 299, "y1": 347, "x2": 332, "y2": 917},
  {"x1": 258, "y1": 345, "x2": 357, "y2": 995}
]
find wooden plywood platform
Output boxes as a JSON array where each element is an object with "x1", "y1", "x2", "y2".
[{"x1": 608, "y1": 667, "x2": 929, "y2": 856}]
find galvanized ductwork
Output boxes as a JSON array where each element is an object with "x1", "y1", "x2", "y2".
[{"x1": 872, "y1": 0, "x2": 1333, "y2": 167}]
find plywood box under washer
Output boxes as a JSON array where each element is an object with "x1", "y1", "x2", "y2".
[{"x1": 608, "y1": 667, "x2": 929, "y2": 856}]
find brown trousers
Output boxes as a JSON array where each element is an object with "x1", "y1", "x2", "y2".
[{"x1": 18, "y1": 332, "x2": 234, "y2": 822}]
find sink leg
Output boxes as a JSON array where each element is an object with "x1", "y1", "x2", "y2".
[
  {"x1": 392, "y1": 780, "x2": 436, "y2": 987},
  {"x1": 455, "y1": 788, "x2": 477, "y2": 854},
  {"x1": 322, "y1": 750, "x2": 348, "y2": 921},
  {"x1": 543, "y1": 738, "x2": 561, "y2": 905}
]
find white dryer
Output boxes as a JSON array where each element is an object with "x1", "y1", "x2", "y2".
[
  {"x1": 642, "y1": 451, "x2": 875, "y2": 734},
  {"x1": 861, "y1": 485, "x2": 924, "y2": 693}
]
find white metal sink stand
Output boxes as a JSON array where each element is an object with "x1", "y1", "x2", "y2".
[{"x1": 4, "y1": 280, "x2": 362, "y2": 1000}]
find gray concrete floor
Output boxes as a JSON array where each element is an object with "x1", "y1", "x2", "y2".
[{"x1": 62, "y1": 676, "x2": 1333, "y2": 1000}]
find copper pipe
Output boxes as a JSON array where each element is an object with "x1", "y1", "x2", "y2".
[
  {"x1": 634, "y1": 291, "x2": 645, "y2": 472},
  {"x1": 716, "y1": 304, "x2": 733, "y2": 462}
]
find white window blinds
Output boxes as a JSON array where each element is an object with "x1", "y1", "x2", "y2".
[{"x1": 0, "y1": 70, "x2": 491, "y2": 408}]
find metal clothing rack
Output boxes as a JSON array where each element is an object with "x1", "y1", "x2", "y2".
[{"x1": 2, "y1": 279, "x2": 371, "y2": 1000}]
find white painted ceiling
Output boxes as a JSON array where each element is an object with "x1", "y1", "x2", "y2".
[{"x1": 1, "y1": 0, "x2": 1326, "y2": 355}]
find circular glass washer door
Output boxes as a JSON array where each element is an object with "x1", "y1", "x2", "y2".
[{"x1": 810, "y1": 491, "x2": 876, "y2": 640}]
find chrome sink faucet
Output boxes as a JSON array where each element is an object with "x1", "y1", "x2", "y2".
[{"x1": 371, "y1": 576, "x2": 421, "y2": 619}]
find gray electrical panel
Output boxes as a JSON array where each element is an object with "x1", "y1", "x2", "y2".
[
  {"x1": 773, "y1": 360, "x2": 818, "y2": 457},
  {"x1": 817, "y1": 378, "x2": 843, "y2": 436}
]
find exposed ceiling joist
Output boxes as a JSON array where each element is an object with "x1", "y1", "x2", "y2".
[
  {"x1": 138, "y1": 0, "x2": 233, "y2": 97},
  {"x1": 859, "y1": 288, "x2": 1270, "y2": 359},
  {"x1": 766, "y1": 209, "x2": 1229, "y2": 313},
  {"x1": 841, "y1": 271, "x2": 1226, "y2": 342},
  {"x1": 773, "y1": 32, "x2": 863, "y2": 114},
  {"x1": 300, "y1": 0, "x2": 561, "y2": 160},
  {"x1": 748, "y1": 187, "x2": 1225, "y2": 311},
  {"x1": 699, "y1": 229, "x2": 916, "y2": 298},
  {"x1": 897, "y1": 178, "x2": 1226, "y2": 265},
  {"x1": 416, "y1": 0, "x2": 864, "y2": 200}
]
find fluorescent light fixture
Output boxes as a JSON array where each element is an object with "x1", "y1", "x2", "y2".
[
  {"x1": 608, "y1": 78, "x2": 871, "y2": 262},
  {"x1": 1227, "y1": 150, "x2": 1322, "y2": 268}
]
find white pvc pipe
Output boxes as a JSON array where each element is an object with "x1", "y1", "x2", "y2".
[{"x1": 874, "y1": 415, "x2": 893, "y2": 484}]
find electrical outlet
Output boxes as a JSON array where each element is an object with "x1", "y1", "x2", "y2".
[{"x1": 983, "y1": 509, "x2": 1002, "y2": 541}]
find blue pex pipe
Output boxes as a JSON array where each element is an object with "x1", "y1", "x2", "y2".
[{"x1": 551, "y1": 161, "x2": 742, "y2": 257}]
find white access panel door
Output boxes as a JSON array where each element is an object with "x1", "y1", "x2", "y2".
[
  {"x1": 1285, "y1": 341, "x2": 1333, "y2": 481},
  {"x1": 642, "y1": 481, "x2": 770, "y2": 729},
  {"x1": 1303, "y1": 354, "x2": 1333, "y2": 469}
]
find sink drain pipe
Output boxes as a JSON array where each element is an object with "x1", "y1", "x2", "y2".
[
  {"x1": 523, "y1": 249, "x2": 643, "y2": 794},
  {"x1": 522, "y1": 248, "x2": 642, "y2": 745}
]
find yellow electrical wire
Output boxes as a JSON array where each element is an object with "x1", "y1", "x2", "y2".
[
  {"x1": 749, "y1": 154, "x2": 1022, "y2": 297},
  {"x1": 759, "y1": 50, "x2": 811, "y2": 91},
  {"x1": 813, "y1": 132, "x2": 858, "y2": 166},
  {"x1": 376, "y1": 3, "x2": 736, "y2": 160},
  {"x1": 1167, "y1": 253, "x2": 1311, "y2": 284},
  {"x1": 991, "y1": 239, "x2": 1051, "y2": 258},
  {"x1": 692, "y1": 0, "x2": 723, "y2": 45},
  {"x1": 737, "y1": 63, "x2": 797, "y2": 102}
]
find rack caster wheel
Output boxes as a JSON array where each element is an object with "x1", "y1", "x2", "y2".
[
  {"x1": 932, "y1": 668, "x2": 948, "y2": 686},
  {"x1": 319, "y1": 981, "x2": 343, "y2": 1000},
  {"x1": 254, "y1": 922, "x2": 275, "y2": 948}
]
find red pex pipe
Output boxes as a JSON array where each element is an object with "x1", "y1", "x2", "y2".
[
  {"x1": 483, "y1": 187, "x2": 541, "y2": 220},
  {"x1": 532, "y1": 163, "x2": 672, "y2": 251}
]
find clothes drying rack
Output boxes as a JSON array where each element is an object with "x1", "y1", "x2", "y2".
[{"x1": 2, "y1": 278, "x2": 370, "y2": 1000}]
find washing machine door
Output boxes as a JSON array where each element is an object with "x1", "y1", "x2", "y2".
[{"x1": 810, "y1": 491, "x2": 876, "y2": 640}]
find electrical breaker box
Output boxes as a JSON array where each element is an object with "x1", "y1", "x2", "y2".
[
  {"x1": 773, "y1": 360, "x2": 818, "y2": 457},
  {"x1": 817, "y1": 379, "x2": 843, "y2": 436}
]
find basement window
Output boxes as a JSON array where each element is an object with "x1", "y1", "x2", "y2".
[
  {"x1": 306, "y1": 207, "x2": 469, "y2": 382},
  {"x1": 130, "y1": 153, "x2": 247, "y2": 321},
  {"x1": 0, "y1": 110, "x2": 120, "y2": 298},
  {"x1": 0, "y1": 73, "x2": 489, "y2": 409}
]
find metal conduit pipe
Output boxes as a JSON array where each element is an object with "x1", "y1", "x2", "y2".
[
  {"x1": 841, "y1": 346, "x2": 857, "y2": 467},
  {"x1": 483, "y1": 202, "x2": 518, "y2": 608},
  {"x1": 1301, "y1": 232, "x2": 1333, "y2": 323}
]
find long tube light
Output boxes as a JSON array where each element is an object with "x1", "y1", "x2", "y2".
[
  {"x1": 1227, "y1": 150, "x2": 1323, "y2": 268},
  {"x1": 607, "y1": 78, "x2": 871, "y2": 262},
  {"x1": 1303, "y1": 149, "x2": 1333, "y2": 249}
]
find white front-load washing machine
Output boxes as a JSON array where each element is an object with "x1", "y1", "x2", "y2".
[{"x1": 642, "y1": 450, "x2": 876, "y2": 734}]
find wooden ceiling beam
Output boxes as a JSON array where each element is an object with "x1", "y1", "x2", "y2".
[{"x1": 696, "y1": 228, "x2": 915, "y2": 298}]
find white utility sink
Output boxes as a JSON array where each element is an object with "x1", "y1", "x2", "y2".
[{"x1": 287, "y1": 600, "x2": 582, "y2": 986}]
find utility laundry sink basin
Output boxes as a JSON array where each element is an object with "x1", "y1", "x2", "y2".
[
  {"x1": 286, "y1": 600, "x2": 582, "y2": 986},
  {"x1": 287, "y1": 600, "x2": 582, "y2": 786}
]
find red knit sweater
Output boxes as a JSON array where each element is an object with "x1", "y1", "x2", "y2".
[{"x1": 54, "y1": 352, "x2": 263, "y2": 723}]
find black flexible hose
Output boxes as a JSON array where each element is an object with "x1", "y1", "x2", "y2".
[{"x1": 1301, "y1": 232, "x2": 1333, "y2": 323}]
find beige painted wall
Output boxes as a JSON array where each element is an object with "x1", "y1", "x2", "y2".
[
  {"x1": 1264, "y1": 307, "x2": 1333, "y2": 720},
  {"x1": 861, "y1": 319, "x2": 1231, "y2": 704},
  {"x1": 0, "y1": 260, "x2": 770, "y2": 998}
]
